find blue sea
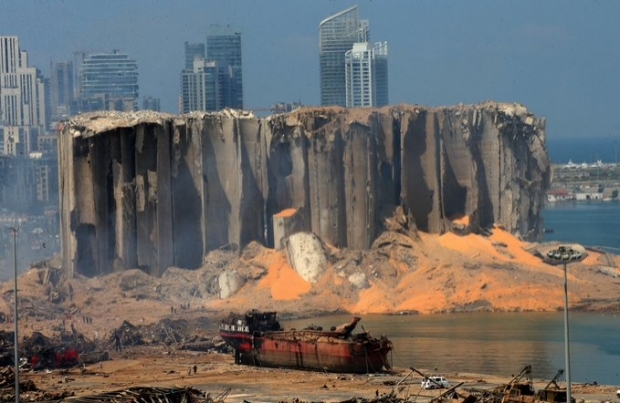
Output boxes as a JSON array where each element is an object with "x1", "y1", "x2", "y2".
[{"x1": 542, "y1": 202, "x2": 620, "y2": 253}]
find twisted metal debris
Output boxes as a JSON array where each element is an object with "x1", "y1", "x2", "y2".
[{"x1": 37, "y1": 386, "x2": 228, "y2": 403}]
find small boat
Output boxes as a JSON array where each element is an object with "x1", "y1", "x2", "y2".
[{"x1": 219, "y1": 310, "x2": 393, "y2": 373}]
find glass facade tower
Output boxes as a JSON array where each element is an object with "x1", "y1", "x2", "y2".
[
  {"x1": 79, "y1": 51, "x2": 138, "y2": 111},
  {"x1": 206, "y1": 25, "x2": 243, "y2": 109},
  {"x1": 184, "y1": 42, "x2": 205, "y2": 70},
  {"x1": 319, "y1": 6, "x2": 369, "y2": 107}
]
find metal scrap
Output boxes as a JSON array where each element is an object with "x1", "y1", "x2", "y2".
[{"x1": 38, "y1": 386, "x2": 222, "y2": 403}]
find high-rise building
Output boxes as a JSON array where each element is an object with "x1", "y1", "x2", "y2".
[
  {"x1": 206, "y1": 25, "x2": 243, "y2": 109},
  {"x1": 180, "y1": 58, "x2": 220, "y2": 113},
  {"x1": 0, "y1": 36, "x2": 47, "y2": 155},
  {"x1": 179, "y1": 26, "x2": 244, "y2": 113},
  {"x1": 78, "y1": 51, "x2": 139, "y2": 112},
  {"x1": 142, "y1": 96, "x2": 161, "y2": 112},
  {"x1": 51, "y1": 61, "x2": 74, "y2": 121},
  {"x1": 345, "y1": 42, "x2": 389, "y2": 107},
  {"x1": 319, "y1": 6, "x2": 369, "y2": 107},
  {"x1": 184, "y1": 42, "x2": 206, "y2": 70}
]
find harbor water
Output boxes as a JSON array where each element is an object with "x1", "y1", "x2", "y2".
[
  {"x1": 542, "y1": 202, "x2": 620, "y2": 253},
  {"x1": 285, "y1": 312, "x2": 620, "y2": 386}
]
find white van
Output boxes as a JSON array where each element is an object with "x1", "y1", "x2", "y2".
[{"x1": 421, "y1": 376, "x2": 450, "y2": 389}]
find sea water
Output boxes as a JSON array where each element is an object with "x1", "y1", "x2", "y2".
[
  {"x1": 542, "y1": 202, "x2": 620, "y2": 253},
  {"x1": 284, "y1": 312, "x2": 620, "y2": 385}
]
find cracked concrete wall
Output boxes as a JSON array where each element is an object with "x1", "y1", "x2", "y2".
[{"x1": 58, "y1": 103, "x2": 549, "y2": 277}]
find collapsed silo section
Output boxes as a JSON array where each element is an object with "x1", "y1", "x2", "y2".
[
  {"x1": 59, "y1": 112, "x2": 178, "y2": 277},
  {"x1": 198, "y1": 111, "x2": 267, "y2": 253}
]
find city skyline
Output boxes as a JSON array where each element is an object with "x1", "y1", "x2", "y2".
[{"x1": 3, "y1": 1, "x2": 620, "y2": 140}]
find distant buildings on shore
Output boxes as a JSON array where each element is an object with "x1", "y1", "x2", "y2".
[{"x1": 548, "y1": 160, "x2": 620, "y2": 203}]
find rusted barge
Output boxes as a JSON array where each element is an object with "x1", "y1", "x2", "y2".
[{"x1": 219, "y1": 311, "x2": 393, "y2": 373}]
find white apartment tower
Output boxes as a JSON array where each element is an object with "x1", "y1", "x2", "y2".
[
  {"x1": 180, "y1": 58, "x2": 221, "y2": 113},
  {"x1": 345, "y1": 42, "x2": 389, "y2": 108},
  {"x1": 0, "y1": 36, "x2": 47, "y2": 155}
]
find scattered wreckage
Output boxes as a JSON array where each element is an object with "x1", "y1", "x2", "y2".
[
  {"x1": 462, "y1": 365, "x2": 574, "y2": 403},
  {"x1": 38, "y1": 386, "x2": 229, "y2": 403}
]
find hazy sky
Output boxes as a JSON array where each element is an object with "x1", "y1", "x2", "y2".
[{"x1": 4, "y1": 0, "x2": 620, "y2": 140}]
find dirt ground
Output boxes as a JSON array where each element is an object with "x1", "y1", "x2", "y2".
[{"x1": 15, "y1": 345, "x2": 620, "y2": 402}]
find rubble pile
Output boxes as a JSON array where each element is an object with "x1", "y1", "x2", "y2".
[
  {"x1": 108, "y1": 319, "x2": 229, "y2": 353},
  {"x1": 49, "y1": 386, "x2": 214, "y2": 403},
  {"x1": 0, "y1": 326, "x2": 101, "y2": 371},
  {"x1": 0, "y1": 366, "x2": 73, "y2": 402}
]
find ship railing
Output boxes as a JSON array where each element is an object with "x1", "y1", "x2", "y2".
[{"x1": 219, "y1": 324, "x2": 250, "y2": 333}]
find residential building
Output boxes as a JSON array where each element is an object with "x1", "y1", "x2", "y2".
[
  {"x1": 206, "y1": 25, "x2": 243, "y2": 109},
  {"x1": 50, "y1": 61, "x2": 74, "y2": 121},
  {"x1": 184, "y1": 42, "x2": 205, "y2": 70},
  {"x1": 345, "y1": 42, "x2": 389, "y2": 107},
  {"x1": 78, "y1": 51, "x2": 138, "y2": 112},
  {"x1": 142, "y1": 96, "x2": 161, "y2": 111},
  {"x1": 181, "y1": 58, "x2": 219, "y2": 113},
  {"x1": 0, "y1": 36, "x2": 47, "y2": 155},
  {"x1": 319, "y1": 6, "x2": 369, "y2": 107}
]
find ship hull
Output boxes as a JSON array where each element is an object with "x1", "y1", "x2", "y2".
[{"x1": 221, "y1": 330, "x2": 391, "y2": 373}]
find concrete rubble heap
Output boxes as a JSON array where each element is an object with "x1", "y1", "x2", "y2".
[{"x1": 58, "y1": 104, "x2": 550, "y2": 277}]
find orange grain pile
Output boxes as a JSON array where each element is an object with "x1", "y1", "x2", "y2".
[
  {"x1": 258, "y1": 251, "x2": 311, "y2": 300},
  {"x1": 488, "y1": 228, "x2": 551, "y2": 270},
  {"x1": 439, "y1": 232, "x2": 504, "y2": 260}
]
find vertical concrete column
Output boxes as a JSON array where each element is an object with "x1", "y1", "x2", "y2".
[
  {"x1": 343, "y1": 123, "x2": 377, "y2": 250},
  {"x1": 170, "y1": 118, "x2": 204, "y2": 269},
  {"x1": 436, "y1": 110, "x2": 474, "y2": 220},
  {"x1": 58, "y1": 125, "x2": 76, "y2": 278},
  {"x1": 72, "y1": 136, "x2": 97, "y2": 276},
  {"x1": 155, "y1": 123, "x2": 173, "y2": 276},
  {"x1": 400, "y1": 110, "x2": 440, "y2": 233},
  {"x1": 91, "y1": 135, "x2": 111, "y2": 276},
  {"x1": 111, "y1": 128, "x2": 137, "y2": 271},
  {"x1": 238, "y1": 117, "x2": 266, "y2": 247},
  {"x1": 202, "y1": 115, "x2": 235, "y2": 251},
  {"x1": 265, "y1": 120, "x2": 310, "y2": 248},
  {"x1": 135, "y1": 124, "x2": 158, "y2": 273},
  {"x1": 307, "y1": 127, "x2": 346, "y2": 247}
]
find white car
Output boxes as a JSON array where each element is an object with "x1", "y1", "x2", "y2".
[{"x1": 421, "y1": 376, "x2": 450, "y2": 390}]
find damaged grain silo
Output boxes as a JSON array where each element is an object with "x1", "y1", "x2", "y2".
[{"x1": 58, "y1": 104, "x2": 550, "y2": 278}]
